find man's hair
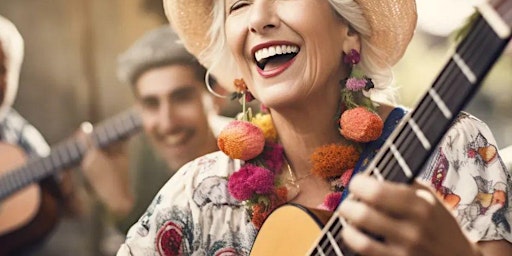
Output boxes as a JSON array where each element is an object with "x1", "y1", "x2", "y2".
[{"x1": 117, "y1": 26, "x2": 207, "y2": 86}]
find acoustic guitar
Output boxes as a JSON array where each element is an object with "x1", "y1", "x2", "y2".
[
  {"x1": 0, "y1": 108, "x2": 142, "y2": 255},
  {"x1": 251, "y1": 1, "x2": 512, "y2": 255}
]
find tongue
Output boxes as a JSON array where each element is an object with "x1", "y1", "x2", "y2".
[{"x1": 264, "y1": 54, "x2": 295, "y2": 71}]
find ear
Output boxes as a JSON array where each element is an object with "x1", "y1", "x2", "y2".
[{"x1": 341, "y1": 25, "x2": 361, "y2": 55}]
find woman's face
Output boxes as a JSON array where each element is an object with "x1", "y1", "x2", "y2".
[{"x1": 224, "y1": 0, "x2": 359, "y2": 108}]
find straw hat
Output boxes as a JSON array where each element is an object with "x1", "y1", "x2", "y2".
[{"x1": 164, "y1": 0, "x2": 417, "y2": 90}]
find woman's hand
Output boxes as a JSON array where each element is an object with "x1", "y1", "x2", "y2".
[{"x1": 337, "y1": 174, "x2": 480, "y2": 256}]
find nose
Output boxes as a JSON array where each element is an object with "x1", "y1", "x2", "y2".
[
  {"x1": 248, "y1": 1, "x2": 279, "y2": 34},
  {"x1": 158, "y1": 102, "x2": 179, "y2": 133}
]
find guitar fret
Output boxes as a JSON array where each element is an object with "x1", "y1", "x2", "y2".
[
  {"x1": 326, "y1": 232, "x2": 342, "y2": 255},
  {"x1": 478, "y1": 2, "x2": 512, "y2": 38},
  {"x1": 452, "y1": 53, "x2": 477, "y2": 84},
  {"x1": 428, "y1": 88, "x2": 452, "y2": 119},
  {"x1": 388, "y1": 144, "x2": 412, "y2": 178},
  {"x1": 50, "y1": 151, "x2": 63, "y2": 170},
  {"x1": 372, "y1": 167, "x2": 384, "y2": 181},
  {"x1": 95, "y1": 128, "x2": 108, "y2": 147},
  {"x1": 0, "y1": 109, "x2": 142, "y2": 200},
  {"x1": 458, "y1": 17, "x2": 491, "y2": 69},
  {"x1": 57, "y1": 146, "x2": 71, "y2": 167},
  {"x1": 407, "y1": 118, "x2": 431, "y2": 150},
  {"x1": 301, "y1": 8, "x2": 511, "y2": 256},
  {"x1": 66, "y1": 141, "x2": 81, "y2": 162}
]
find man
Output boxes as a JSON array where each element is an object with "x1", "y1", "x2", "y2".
[
  {"x1": 0, "y1": 14, "x2": 82, "y2": 256},
  {"x1": 81, "y1": 25, "x2": 230, "y2": 234}
]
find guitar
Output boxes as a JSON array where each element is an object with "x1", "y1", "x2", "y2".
[
  {"x1": 0, "y1": 108, "x2": 142, "y2": 255},
  {"x1": 250, "y1": 1, "x2": 512, "y2": 255}
]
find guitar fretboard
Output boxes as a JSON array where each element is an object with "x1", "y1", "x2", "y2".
[
  {"x1": 0, "y1": 108, "x2": 142, "y2": 200},
  {"x1": 309, "y1": 5, "x2": 512, "y2": 255}
]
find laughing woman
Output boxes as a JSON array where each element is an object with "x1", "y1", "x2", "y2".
[{"x1": 117, "y1": 0, "x2": 512, "y2": 255}]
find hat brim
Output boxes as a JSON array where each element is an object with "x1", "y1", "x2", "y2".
[{"x1": 164, "y1": 0, "x2": 417, "y2": 90}]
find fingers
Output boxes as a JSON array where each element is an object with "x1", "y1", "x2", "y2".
[
  {"x1": 338, "y1": 198, "x2": 402, "y2": 242},
  {"x1": 340, "y1": 223, "x2": 396, "y2": 256},
  {"x1": 347, "y1": 174, "x2": 439, "y2": 220},
  {"x1": 78, "y1": 121, "x2": 128, "y2": 155},
  {"x1": 338, "y1": 174, "x2": 453, "y2": 255}
]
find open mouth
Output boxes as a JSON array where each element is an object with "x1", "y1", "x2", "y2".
[{"x1": 254, "y1": 45, "x2": 299, "y2": 71}]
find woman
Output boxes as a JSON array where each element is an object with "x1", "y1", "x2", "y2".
[{"x1": 117, "y1": 0, "x2": 512, "y2": 255}]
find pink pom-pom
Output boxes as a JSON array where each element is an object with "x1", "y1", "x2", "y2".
[
  {"x1": 228, "y1": 164, "x2": 275, "y2": 201},
  {"x1": 323, "y1": 192, "x2": 342, "y2": 212}
]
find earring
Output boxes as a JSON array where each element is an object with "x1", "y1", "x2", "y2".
[
  {"x1": 338, "y1": 49, "x2": 383, "y2": 143},
  {"x1": 205, "y1": 70, "x2": 229, "y2": 98},
  {"x1": 216, "y1": 78, "x2": 265, "y2": 161},
  {"x1": 342, "y1": 49, "x2": 374, "y2": 92},
  {"x1": 343, "y1": 49, "x2": 361, "y2": 65}
]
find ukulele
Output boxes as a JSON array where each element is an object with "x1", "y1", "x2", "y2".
[
  {"x1": 0, "y1": 108, "x2": 142, "y2": 256},
  {"x1": 250, "y1": 0, "x2": 512, "y2": 255}
]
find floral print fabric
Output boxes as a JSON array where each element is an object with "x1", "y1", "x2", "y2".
[{"x1": 117, "y1": 112, "x2": 512, "y2": 255}]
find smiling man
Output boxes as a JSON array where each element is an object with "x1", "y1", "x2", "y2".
[{"x1": 81, "y1": 26, "x2": 231, "y2": 236}]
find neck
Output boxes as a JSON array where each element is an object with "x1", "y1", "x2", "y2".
[{"x1": 270, "y1": 87, "x2": 344, "y2": 178}]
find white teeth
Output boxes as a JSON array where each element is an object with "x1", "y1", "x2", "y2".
[
  {"x1": 164, "y1": 133, "x2": 186, "y2": 145},
  {"x1": 254, "y1": 45, "x2": 299, "y2": 63}
]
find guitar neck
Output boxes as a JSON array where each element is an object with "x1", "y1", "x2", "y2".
[
  {"x1": 0, "y1": 108, "x2": 142, "y2": 200},
  {"x1": 310, "y1": 4, "x2": 512, "y2": 255}
]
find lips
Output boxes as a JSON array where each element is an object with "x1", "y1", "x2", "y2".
[
  {"x1": 251, "y1": 41, "x2": 299, "y2": 78},
  {"x1": 162, "y1": 131, "x2": 192, "y2": 147}
]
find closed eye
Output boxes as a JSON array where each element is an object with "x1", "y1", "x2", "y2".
[{"x1": 228, "y1": 0, "x2": 250, "y2": 14}]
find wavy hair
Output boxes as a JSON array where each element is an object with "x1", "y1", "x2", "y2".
[{"x1": 202, "y1": 0, "x2": 397, "y2": 104}]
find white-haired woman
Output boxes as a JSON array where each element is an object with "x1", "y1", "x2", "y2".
[{"x1": 117, "y1": 0, "x2": 512, "y2": 255}]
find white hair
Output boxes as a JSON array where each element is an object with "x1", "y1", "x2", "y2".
[
  {"x1": 203, "y1": 0, "x2": 397, "y2": 104},
  {"x1": 0, "y1": 15, "x2": 24, "y2": 121}
]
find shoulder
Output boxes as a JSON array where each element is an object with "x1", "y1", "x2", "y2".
[
  {"x1": 442, "y1": 112, "x2": 497, "y2": 148},
  {"x1": 156, "y1": 151, "x2": 243, "y2": 202}
]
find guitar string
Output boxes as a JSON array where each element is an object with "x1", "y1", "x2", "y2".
[
  {"x1": 314, "y1": 15, "x2": 498, "y2": 255},
  {"x1": 377, "y1": 16, "x2": 489, "y2": 182}
]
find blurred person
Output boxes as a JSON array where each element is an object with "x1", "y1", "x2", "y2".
[
  {"x1": 80, "y1": 26, "x2": 231, "y2": 236},
  {"x1": 0, "y1": 14, "x2": 80, "y2": 256},
  {"x1": 117, "y1": 0, "x2": 512, "y2": 255}
]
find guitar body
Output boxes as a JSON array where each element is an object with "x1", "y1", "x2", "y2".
[
  {"x1": 251, "y1": 204, "x2": 333, "y2": 256},
  {"x1": 0, "y1": 143, "x2": 59, "y2": 256}
]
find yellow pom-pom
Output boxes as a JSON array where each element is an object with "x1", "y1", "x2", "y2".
[{"x1": 251, "y1": 113, "x2": 277, "y2": 142}]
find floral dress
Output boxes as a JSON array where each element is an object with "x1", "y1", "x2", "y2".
[{"x1": 117, "y1": 110, "x2": 512, "y2": 255}]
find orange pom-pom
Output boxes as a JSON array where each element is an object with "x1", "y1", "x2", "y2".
[
  {"x1": 217, "y1": 120, "x2": 265, "y2": 160},
  {"x1": 310, "y1": 144, "x2": 359, "y2": 179},
  {"x1": 339, "y1": 107, "x2": 383, "y2": 143}
]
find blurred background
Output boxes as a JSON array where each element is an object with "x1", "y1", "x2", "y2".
[{"x1": 1, "y1": 0, "x2": 511, "y2": 255}]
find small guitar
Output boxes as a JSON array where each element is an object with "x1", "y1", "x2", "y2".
[
  {"x1": 251, "y1": 1, "x2": 512, "y2": 255},
  {"x1": 0, "y1": 108, "x2": 142, "y2": 255}
]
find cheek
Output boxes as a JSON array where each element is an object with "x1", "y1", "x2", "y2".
[
  {"x1": 225, "y1": 20, "x2": 247, "y2": 63},
  {"x1": 177, "y1": 101, "x2": 208, "y2": 124},
  {"x1": 142, "y1": 112, "x2": 158, "y2": 134}
]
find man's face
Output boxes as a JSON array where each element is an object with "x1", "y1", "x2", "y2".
[
  {"x1": 0, "y1": 43, "x2": 7, "y2": 105},
  {"x1": 135, "y1": 64, "x2": 216, "y2": 170}
]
